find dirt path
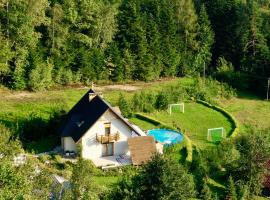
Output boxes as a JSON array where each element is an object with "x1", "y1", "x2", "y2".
[{"x1": 1, "y1": 77, "x2": 177, "y2": 99}]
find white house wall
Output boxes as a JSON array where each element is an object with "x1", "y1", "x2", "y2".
[
  {"x1": 81, "y1": 110, "x2": 134, "y2": 159},
  {"x1": 63, "y1": 137, "x2": 77, "y2": 152}
]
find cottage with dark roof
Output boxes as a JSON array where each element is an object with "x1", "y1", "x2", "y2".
[{"x1": 59, "y1": 89, "x2": 148, "y2": 167}]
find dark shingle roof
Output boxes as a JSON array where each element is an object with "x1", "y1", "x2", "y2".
[{"x1": 59, "y1": 89, "x2": 139, "y2": 142}]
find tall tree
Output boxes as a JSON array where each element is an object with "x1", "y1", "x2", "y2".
[
  {"x1": 195, "y1": 4, "x2": 214, "y2": 77},
  {"x1": 109, "y1": 154, "x2": 196, "y2": 200},
  {"x1": 240, "y1": 0, "x2": 270, "y2": 76}
]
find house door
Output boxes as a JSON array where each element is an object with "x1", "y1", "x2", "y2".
[{"x1": 102, "y1": 143, "x2": 114, "y2": 157}]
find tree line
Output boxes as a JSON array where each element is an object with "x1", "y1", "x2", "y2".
[{"x1": 0, "y1": 0, "x2": 269, "y2": 91}]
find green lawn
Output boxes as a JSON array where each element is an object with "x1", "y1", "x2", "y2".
[
  {"x1": 220, "y1": 92, "x2": 270, "y2": 132},
  {"x1": 130, "y1": 102, "x2": 234, "y2": 148},
  {"x1": 93, "y1": 176, "x2": 119, "y2": 187},
  {"x1": 129, "y1": 116, "x2": 158, "y2": 130}
]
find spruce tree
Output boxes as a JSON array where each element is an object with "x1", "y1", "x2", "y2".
[
  {"x1": 240, "y1": 0, "x2": 270, "y2": 76},
  {"x1": 195, "y1": 4, "x2": 214, "y2": 76},
  {"x1": 227, "y1": 176, "x2": 238, "y2": 200},
  {"x1": 118, "y1": 93, "x2": 131, "y2": 118},
  {"x1": 200, "y1": 180, "x2": 213, "y2": 200}
]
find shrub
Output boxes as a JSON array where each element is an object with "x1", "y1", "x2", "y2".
[
  {"x1": 63, "y1": 158, "x2": 99, "y2": 199},
  {"x1": 186, "y1": 78, "x2": 236, "y2": 104},
  {"x1": 118, "y1": 93, "x2": 131, "y2": 117},
  {"x1": 28, "y1": 61, "x2": 53, "y2": 91},
  {"x1": 131, "y1": 92, "x2": 155, "y2": 113},
  {"x1": 155, "y1": 92, "x2": 169, "y2": 110},
  {"x1": 216, "y1": 57, "x2": 234, "y2": 73},
  {"x1": 0, "y1": 124, "x2": 22, "y2": 156},
  {"x1": 61, "y1": 68, "x2": 73, "y2": 85},
  {"x1": 108, "y1": 154, "x2": 196, "y2": 200}
]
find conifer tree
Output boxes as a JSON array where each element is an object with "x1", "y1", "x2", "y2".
[
  {"x1": 195, "y1": 4, "x2": 214, "y2": 76},
  {"x1": 200, "y1": 180, "x2": 213, "y2": 200},
  {"x1": 227, "y1": 176, "x2": 238, "y2": 200},
  {"x1": 240, "y1": 0, "x2": 270, "y2": 76}
]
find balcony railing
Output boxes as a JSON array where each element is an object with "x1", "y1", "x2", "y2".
[{"x1": 96, "y1": 132, "x2": 120, "y2": 144}]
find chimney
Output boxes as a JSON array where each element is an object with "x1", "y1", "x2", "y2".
[{"x1": 89, "y1": 92, "x2": 96, "y2": 101}]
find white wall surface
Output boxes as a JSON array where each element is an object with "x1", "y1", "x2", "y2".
[
  {"x1": 63, "y1": 137, "x2": 77, "y2": 152},
  {"x1": 81, "y1": 110, "x2": 134, "y2": 159}
]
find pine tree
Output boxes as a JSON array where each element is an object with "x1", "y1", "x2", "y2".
[
  {"x1": 227, "y1": 176, "x2": 238, "y2": 200},
  {"x1": 118, "y1": 93, "x2": 131, "y2": 117},
  {"x1": 108, "y1": 43, "x2": 124, "y2": 82},
  {"x1": 174, "y1": 0, "x2": 199, "y2": 75},
  {"x1": 200, "y1": 180, "x2": 213, "y2": 200},
  {"x1": 195, "y1": 4, "x2": 214, "y2": 77},
  {"x1": 240, "y1": 0, "x2": 270, "y2": 76},
  {"x1": 122, "y1": 49, "x2": 135, "y2": 80},
  {"x1": 134, "y1": 22, "x2": 154, "y2": 81},
  {"x1": 0, "y1": 32, "x2": 12, "y2": 76}
]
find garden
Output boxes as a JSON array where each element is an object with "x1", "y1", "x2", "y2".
[{"x1": 1, "y1": 77, "x2": 270, "y2": 199}]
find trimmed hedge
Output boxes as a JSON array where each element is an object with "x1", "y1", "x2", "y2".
[
  {"x1": 196, "y1": 100, "x2": 239, "y2": 138},
  {"x1": 134, "y1": 113, "x2": 175, "y2": 130},
  {"x1": 184, "y1": 135, "x2": 192, "y2": 162},
  {"x1": 134, "y1": 113, "x2": 193, "y2": 162}
]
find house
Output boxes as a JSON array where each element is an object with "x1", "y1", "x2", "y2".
[{"x1": 59, "y1": 89, "x2": 158, "y2": 167}]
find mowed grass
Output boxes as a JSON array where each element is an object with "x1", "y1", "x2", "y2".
[
  {"x1": 93, "y1": 176, "x2": 119, "y2": 187},
  {"x1": 129, "y1": 117, "x2": 158, "y2": 130},
  {"x1": 146, "y1": 102, "x2": 233, "y2": 148},
  {"x1": 220, "y1": 92, "x2": 270, "y2": 132}
]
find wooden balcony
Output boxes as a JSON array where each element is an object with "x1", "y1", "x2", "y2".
[{"x1": 96, "y1": 132, "x2": 120, "y2": 144}]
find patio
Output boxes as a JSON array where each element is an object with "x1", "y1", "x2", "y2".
[{"x1": 92, "y1": 155, "x2": 132, "y2": 169}]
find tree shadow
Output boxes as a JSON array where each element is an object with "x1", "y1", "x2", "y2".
[
  {"x1": 0, "y1": 109, "x2": 66, "y2": 153},
  {"x1": 236, "y1": 90, "x2": 264, "y2": 100}
]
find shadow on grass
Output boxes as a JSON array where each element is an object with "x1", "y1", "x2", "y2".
[
  {"x1": 0, "y1": 109, "x2": 66, "y2": 153},
  {"x1": 237, "y1": 91, "x2": 264, "y2": 100},
  {"x1": 24, "y1": 135, "x2": 60, "y2": 154}
]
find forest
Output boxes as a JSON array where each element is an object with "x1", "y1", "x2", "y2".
[{"x1": 0, "y1": 0, "x2": 270, "y2": 91}]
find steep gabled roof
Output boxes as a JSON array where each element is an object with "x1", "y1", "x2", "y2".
[{"x1": 59, "y1": 89, "x2": 140, "y2": 142}]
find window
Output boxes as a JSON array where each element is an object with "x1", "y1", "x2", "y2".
[{"x1": 104, "y1": 122, "x2": 111, "y2": 136}]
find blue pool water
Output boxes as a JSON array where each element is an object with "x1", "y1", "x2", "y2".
[{"x1": 147, "y1": 129, "x2": 184, "y2": 145}]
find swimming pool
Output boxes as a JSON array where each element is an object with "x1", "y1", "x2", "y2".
[{"x1": 147, "y1": 129, "x2": 184, "y2": 145}]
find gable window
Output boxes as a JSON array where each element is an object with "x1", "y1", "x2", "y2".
[{"x1": 104, "y1": 122, "x2": 111, "y2": 136}]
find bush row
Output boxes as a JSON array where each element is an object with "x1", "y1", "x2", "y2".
[
  {"x1": 134, "y1": 113, "x2": 175, "y2": 130},
  {"x1": 134, "y1": 113, "x2": 193, "y2": 162},
  {"x1": 196, "y1": 100, "x2": 239, "y2": 138},
  {"x1": 119, "y1": 77, "x2": 236, "y2": 117},
  {"x1": 184, "y1": 135, "x2": 193, "y2": 163}
]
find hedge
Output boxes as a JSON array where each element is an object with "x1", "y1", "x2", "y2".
[
  {"x1": 134, "y1": 113, "x2": 193, "y2": 162},
  {"x1": 184, "y1": 135, "x2": 192, "y2": 162},
  {"x1": 196, "y1": 100, "x2": 239, "y2": 138},
  {"x1": 134, "y1": 113, "x2": 175, "y2": 130}
]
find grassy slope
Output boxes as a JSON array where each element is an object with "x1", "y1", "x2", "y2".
[
  {"x1": 1, "y1": 78, "x2": 269, "y2": 192},
  {"x1": 220, "y1": 92, "x2": 270, "y2": 132},
  {"x1": 130, "y1": 102, "x2": 233, "y2": 148}
]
